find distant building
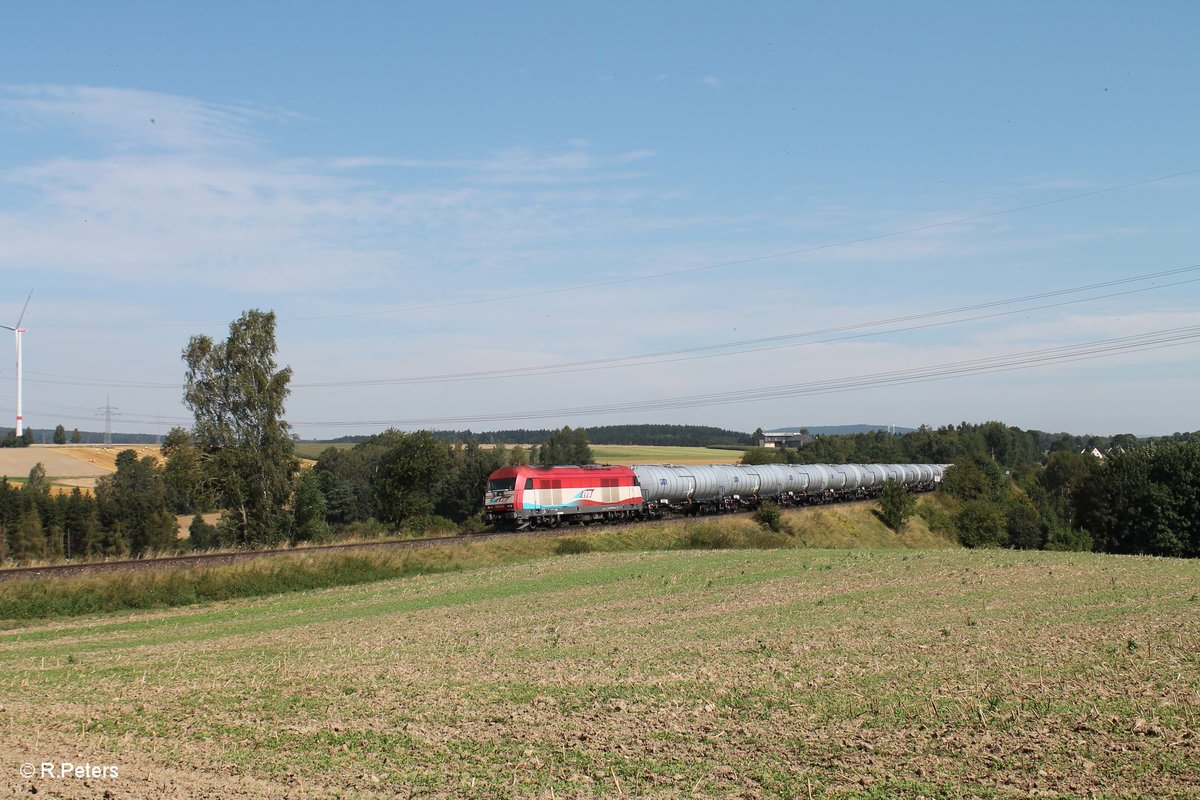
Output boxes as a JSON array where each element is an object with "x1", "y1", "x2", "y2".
[
  {"x1": 1082, "y1": 447, "x2": 1107, "y2": 460},
  {"x1": 758, "y1": 431, "x2": 816, "y2": 449}
]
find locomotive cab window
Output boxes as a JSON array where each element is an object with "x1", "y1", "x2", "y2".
[
  {"x1": 524, "y1": 478, "x2": 534, "y2": 490},
  {"x1": 487, "y1": 478, "x2": 516, "y2": 492}
]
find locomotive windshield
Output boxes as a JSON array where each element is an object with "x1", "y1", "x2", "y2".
[{"x1": 487, "y1": 478, "x2": 516, "y2": 492}]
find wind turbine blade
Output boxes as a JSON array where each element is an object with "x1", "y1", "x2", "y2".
[{"x1": 15, "y1": 290, "x2": 32, "y2": 328}]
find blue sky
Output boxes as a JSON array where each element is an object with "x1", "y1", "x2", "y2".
[{"x1": 1, "y1": 2, "x2": 1198, "y2": 438}]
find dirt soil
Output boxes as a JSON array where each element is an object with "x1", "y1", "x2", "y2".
[
  {"x1": 1, "y1": 548, "x2": 1196, "y2": 798},
  {"x1": 0, "y1": 446, "x2": 116, "y2": 481}
]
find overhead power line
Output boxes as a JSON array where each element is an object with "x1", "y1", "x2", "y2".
[
  {"x1": 291, "y1": 265, "x2": 1200, "y2": 387},
  {"x1": 35, "y1": 165, "x2": 1200, "y2": 330},
  {"x1": 22, "y1": 262, "x2": 1200, "y2": 391},
  {"x1": 282, "y1": 323, "x2": 1200, "y2": 429}
]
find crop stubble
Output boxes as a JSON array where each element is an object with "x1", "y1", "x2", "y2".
[{"x1": 1, "y1": 548, "x2": 1197, "y2": 798}]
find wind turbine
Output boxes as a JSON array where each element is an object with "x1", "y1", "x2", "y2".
[{"x1": 1, "y1": 291, "x2": 31, "y2": 437}]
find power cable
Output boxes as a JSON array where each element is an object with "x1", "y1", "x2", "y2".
[
  {"x1": 34, "y1": 165, "x2": 1200, "y2": 330},
  {"x1": 23, "y1": 262, "x2": 1200, "y2": 390},
  {"x1": 282, "y1": 324, "x2": 1200, "y2": 428}
]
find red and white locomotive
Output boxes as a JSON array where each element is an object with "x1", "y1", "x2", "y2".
[{"x1": 484, "y1": 465, "x2": 645, "y2": 529}]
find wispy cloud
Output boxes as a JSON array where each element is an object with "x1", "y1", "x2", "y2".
[
  {"x1": 0, "y1": 84, "x2": 292, "y2": 152},
  {"x1": 700, "y1": 75, "x2": 722, "y2": 90},
  {"x1": 328, "y1": 147, "x2": 655, "y2": 185},
  {"x1": 0, "y1": 86, "x2": 667, "y2": 296}
]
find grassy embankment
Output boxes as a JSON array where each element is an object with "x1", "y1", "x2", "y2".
[
  {"x1": 1, "y1": 546, "x2": 1196, "y2": 798},
  {"x1": 0, "y1": 501, "x2": 947, "y2": 622}
]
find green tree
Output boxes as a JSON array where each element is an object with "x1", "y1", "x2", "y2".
[
  {"x1": 291, "y1": 468, "x2": 330, "y2": 544},
  {"x1": 188, "y1": 514, "x2": 219, "y2": 550},
  {"x1": 161, "y1": 427, "x2": 206, "y2": 514},
  {"x1": 1038, "y1": 451, "x2": 1098, "y2": 530},
  {"x1": 60, "y1": 488, "x2": 101, "y2": 559},
  {"x1": 1005, "y1": 500, "x2": 1045, "y2": 550},
  {"x1": 435, "y1": 439, "x2": 509, "y2": 524},
  {"x1": 183, "y1": 309, "x2": 297, "y2": 547},
  {"x1": 741, "y1": 447, "x2": 786, "y2": 465},
  {"x1": 372, "y1": 431, "x2": 450, "y2": 526},
  {"x1": 878, "y1": 480, "x2": 917, "y2": 531},
  {"x1": 536, "y1": 426, "x2": 593, "y2": 465},
  {"x1": 955, "y1": 500, "x2": 1007, "y2": 548},
  {"x1": 9, "y1": 509, "x2": 45, "y2": 560},
  {"x1": 95, "y1": 450, "x2": 178, "y2": 555},
  {"x1": 941, "y1": 457, "x2": 1004, "y2": 503},
  {"x1": 53, "y1": 425, "x2": 66, "y2": 445},
  {"x1": 1075, "y1": 441, "x2": 1200, "y2": 557},
  {"x1": 70, "y1": 428, "x2": 82, "y2": 444},
  {"x1": 24, "y1": 463, "x2": 49, "y2": 497},
  {"x1": 20, "y1": 427, "x2": 34, "y2": 447}
]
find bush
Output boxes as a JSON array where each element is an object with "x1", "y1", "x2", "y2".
[
  {"x1": 1005, "y1": 502, "x2": 1045, "y2": 550},
  {"x1": 188, "y1": 514, "x2": 219, "y2": 551},
  {"x1": 917, "y1": 497, "x2": 957, "y2": 537},
  {"x1": 554, "y1": 537, "x2": 594, "y2": 555},
  {"x1": 1045, "y1": 526, "x2": 1094, "y2": 552},
  {"x1": 458, "y1": 513, "x2": 490, "y2": 535},
  {"x1": 753, "y1": 502, "x2": 783, "y2": 532},
  {"x1": 879, "y1": 480, "x2": 917, "y2": 531},
  {"x1": 955, "y1": 500, "x2": 1008, "y2": 548},
  {"x1": 741, "y1": 447, "x2": 786, "y2": 465}
]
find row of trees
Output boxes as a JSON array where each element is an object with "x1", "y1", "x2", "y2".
[
  {"x1": 855, "y1": 425, "x2": 1199, "y2": 558},
  {"x1": 1, "y1": 429, "x2": 34, "y2": 448},
  {"x1": 1, "y1": 309, "x2": 601, "y2": 561},
  {"x1": 1, "y1": 426, "x2": 85, "y2": 448},
  {"x1": 741, "y1": 421, "x2": 1143, "y2": 470},
  {"x1": 421, "y1": 424, "x2": 748, "y2": 447},
  {"x1": 0, "y1": 453, "x2": 178, "y2": 561}
]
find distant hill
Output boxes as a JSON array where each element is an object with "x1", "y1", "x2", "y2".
[
  {"x1": 768, "y1": 424, "x2": 917, "y2": 436},
  {"x1": 10, "y1": 428, "x2": 160, "y2": 445},
  {"x1": 307, "y1": 424, "x2": 754, "y2": 448}
]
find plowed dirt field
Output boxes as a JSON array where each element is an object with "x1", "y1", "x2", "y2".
[{"x1": 2, "y1": 547, "x2": 1196, "y2": 798}]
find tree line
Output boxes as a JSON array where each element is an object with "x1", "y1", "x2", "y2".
[
  {"x1": 749, "y1": 421, "x2": 1199, "y2": 558},
  {"x1": 3, "y1": 309, "x2": 1196, "y2": 562},
  {"x1": 417, "y1": 424, "x2": 751, "y2": 447},
  {"x1": 0, "y1": 309, "x2": 599, "y2": 561}
]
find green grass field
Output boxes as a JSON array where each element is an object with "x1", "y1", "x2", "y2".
[
  {"x1": 589, "y1": 444, "x2": 743, "y2": 464},
  {"x1": 2, "y1": 543, "x2": 1196, "y2": 798},
  {"x1": 294, "y1": 441, "x2": 354, "y2": 459}
]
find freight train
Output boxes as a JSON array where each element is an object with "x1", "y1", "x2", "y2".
[{"x1": 484, "y1": 462, "x2": 950, "y2": 530}]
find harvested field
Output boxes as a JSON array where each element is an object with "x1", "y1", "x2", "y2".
[
  {"x1": 1, "y1": 547, "x2": 1197, "y2": 798},
  {"x1": 0, "y1": 446, "x2": 114, "y2": 482},
  {"x1": 55, "y1": 445, "x2": 162, "y2": 472},
  {"x1": 590, "y1": 445, "x2": 744, "y2": 464},
  {"x1": 0, "y1": 445, "x2": 161, "y2": 493}
]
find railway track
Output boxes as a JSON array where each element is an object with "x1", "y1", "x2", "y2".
[
  {"x1": 0, "y1": 528, "x2": 538, "y2": 582},
  {"x1": 0, "y1": 498, "x2": 880, "y2": 582}
]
